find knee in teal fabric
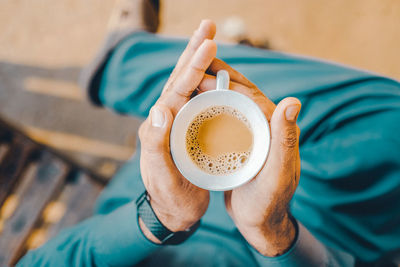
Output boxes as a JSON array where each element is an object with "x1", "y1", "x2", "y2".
[{"x1": 291, "y1": 78, "x2": 400, "y2": 261}]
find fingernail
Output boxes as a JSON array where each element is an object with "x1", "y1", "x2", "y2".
[
  {"x1": 285, "y1": 105, "x2": 300, "y2": 122},
  {"x1": 151, "y1": 107, "x2": 165, "y2": 128}
]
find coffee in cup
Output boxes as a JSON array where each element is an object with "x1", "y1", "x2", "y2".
[{"x1": 186, "y1": 105, "x2": 253, "y2": 175}]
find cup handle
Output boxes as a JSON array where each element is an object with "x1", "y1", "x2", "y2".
[{"x1": 216, "y1": 70, "x2": 230, "y2": 91}]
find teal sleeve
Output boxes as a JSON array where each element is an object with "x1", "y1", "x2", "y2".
[
  {"x1": 249, "y1": 221, "x2": 355, "y2": 266},
  {"x1": 17, "y1": 201, "x2": 160, "y2": 267}
]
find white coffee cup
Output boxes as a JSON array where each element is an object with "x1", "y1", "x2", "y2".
[{"x1": 170, "y1": 70, "x2": 270, "y2": 191}]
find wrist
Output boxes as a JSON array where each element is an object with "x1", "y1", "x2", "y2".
[
  {"x1": 136, "y1": 191, "x2": 202, "y2": 245},
  {"x1": 241, "y1": 212, "x2": 297, "y2": 257},
  {"x1": 149, "y1": 199, "x2": 199, "y2": 232}
]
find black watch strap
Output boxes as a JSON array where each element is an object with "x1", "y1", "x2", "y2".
[{"x1": 136, "y1": 191, "x2": 200, "y2": 245}]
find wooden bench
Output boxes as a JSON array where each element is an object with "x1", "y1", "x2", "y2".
[{"x1": 0, "y1": 118, "x2": 108, "y2": 266}]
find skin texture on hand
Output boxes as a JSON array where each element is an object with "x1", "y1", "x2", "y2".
[{"x1": 138, "y1": 20, "x2": 302, "y2": 256}]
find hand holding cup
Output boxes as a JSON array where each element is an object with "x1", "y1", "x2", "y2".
[
  {"x1": 138, "y1": 20, "x2": 217, "y2": 242},
  {"x1": 199, "y1": 59, "x2": 302, "y2": 257}
]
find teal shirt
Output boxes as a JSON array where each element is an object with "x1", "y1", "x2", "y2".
[{"x1": 18, "y1": 32, "x2": 400, "y2": 266}]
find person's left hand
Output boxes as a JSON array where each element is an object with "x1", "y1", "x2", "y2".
[{"x1": 198, "y1": 59, "x2": 301, "y2": 257}]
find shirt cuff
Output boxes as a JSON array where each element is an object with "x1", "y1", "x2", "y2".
[
  {"x1": 91, "y1": 200, "x2": 161, "y2": 266},
  {"x1": 249, "y1": 220, "x2": 328, "y2": 267}
]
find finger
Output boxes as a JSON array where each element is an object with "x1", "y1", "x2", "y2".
[
  {"x1": 208, "y1": 58, "x2": 256, "y2": 89},
  {"x1": 198, "y1": 73, "x2": 255, "y2": 94},
  {"x1": 208, "y1": 58, "x2": 276, "y2": 113},
  {"x1": 198, "y1": 74, "x2": 275, "y2": 121},
  {"x1": 139, "y1": 104, "x2": 179, "y2": 190},
  {"x1": 174, "y1": 20, "x2": 216, "y2": 75},
  {"x1": 295, "y1": 147, "x2": 301, "y2": 186},
  {"x1": 139, "y1": 104, "x2": 174, "y2": 154},
  {"x1": 164, "y1": 19, "x2": 216, "y2": 92},
  {"x1": 260, "y1": 97, "x2": 301, "y2": 183},
  {"x1": 160, "y1": 39, "x2": 217, "y2": 114},
  {"x1": 174, "y1": 40, "x2": 217, "y2": 97},
  {"x1": 295, "y1": 127, "x2": 301, "y2": 186}
]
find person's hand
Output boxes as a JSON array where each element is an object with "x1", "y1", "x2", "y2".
[
  {"x1": 137, "y1": 20, "x2": 217, "y2": 242},
  {"x1": 199, "y1": 59, "x2": 301, "y2": 257}
]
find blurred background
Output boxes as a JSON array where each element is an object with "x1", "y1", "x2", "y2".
[
  {"x1": 0, "y1": 0, "x2": 400, "y2": 264},
  {"x1": 0, "y1": 0, "x2": 399, "y2": 177}
]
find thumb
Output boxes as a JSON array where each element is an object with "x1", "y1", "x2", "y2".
[
  {"x1": 139, "y1": 104, "x2": 174, "y2": 154},
  {"x1": 268, "y1": 97, "x2": 301, "y2": 173}
]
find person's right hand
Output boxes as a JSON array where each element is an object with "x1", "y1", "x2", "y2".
[
  {"x1": 137, "y1": 20, "x2": 217, "y2": 242},
  {"x1": 199, "y1": 59, "x2": 301, "y2": 257}
]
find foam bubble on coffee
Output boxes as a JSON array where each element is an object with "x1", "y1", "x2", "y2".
[{"x1": 186, "y1": 106, "x2": 253, "y2": 175}]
